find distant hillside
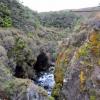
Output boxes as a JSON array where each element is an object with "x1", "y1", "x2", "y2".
[
  {"x1": 70, "y1": 6, "x2": 100, "y2": 19},
  {"x1": 39, "y1": 6, "x2": 100, "y2": 29},
  {"x1": 71, "y1": 6, "x2": 100, "y2": 12},
  {"x1": 39, "y1": 11, "x2": 80, "y2": 29}
]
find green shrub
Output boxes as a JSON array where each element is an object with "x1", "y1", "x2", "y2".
[
  {"x1": 49, "y1": 96, "x2": 55, "y2": 100},
  {"x1": 34, "y1": 18, "x2": 40, "y2": 29},
  {"x1": 15, "y1": 37, "x2": 26, "y2": 50},
  {"x1": 27, "y1": 32, "x2": 34, "y2": 38},
  {"x1": 0, "y1": 2, "x2": 12, "y2": 27},
  {"x1": 2, "y1": 16, "x2": 12, "y2": 27},
  {"x1": 0, "y1": 2, "x2": 11, "y2": 16},
  {"x1": 52, "y1": 83, "x2": 62, "y2": 98},
  {"x1": 7, "y1": 36, "x2": 35, "y2": 78},
  {"x1": 90, "y1": 96, "x2": 96, "y2": 100},
  {"x1": 39, "y1": 11, "x2": 80, "y2": 29}
]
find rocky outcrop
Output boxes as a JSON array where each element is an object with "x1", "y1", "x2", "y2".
[
  {"x1": 53, "y1": 18, "x2": 100, "y2": 100},
  {"x1": 0, "y1": 73, "x2": 49, "y2": 99}
]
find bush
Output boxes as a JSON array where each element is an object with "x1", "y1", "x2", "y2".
[
  {"x1": 2, "y1": 16, "x2": 12, "y2": 27},
  {"x1": 3, "y1": 36, "x2": 15, "y2": 50},
  {"x1": 0, "y1": 46, "x2": 7, "y2": 57},
  {"x1": 39, "y1": 11, "x2": 80, "y2": 29},
  {"x1": 7, "y1": 36, "x2": 35, "y2": 78},
  {"x1": 0, "y1": 46, "x2": 8, "y2": 65},
  {"x1": 0, "y1": 2, "x2": 11, "y2": 16},
  {"x1": 0, "y1": 2, "x2": 12, "y2": 27}
]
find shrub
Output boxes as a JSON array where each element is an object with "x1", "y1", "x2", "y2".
[
  {"x1": 7, "y1": 36, "x2": 35, "y2": 78},
  {"x1": 89, "y1": 31, "x2": 100, "y2": 56},
  {"x1": 34, "y1": 18, "x2": 40, "y2": 29},
  {"x1": 90, "y1": 96, "x2": 96, "y2": 100},
  {"x1": 0, "y1": 46, "x2": 7, "y2": 57},
  {"x1": 39, "y1": 11, "x2": 80, "y2": 29},
  {"x1": 0, "y1": 2, "x2": 11, "y2": 16},
  {"x1": 0, "y1": 2, "x2": 12, "y2": 27},
  {"x1": 79, "y1": 70, "x2": 86, "y2": 91},
  {"x1": 2, "y1": 16, "x2": 12, "y2": 27},
  {"x1": 52, "y1": 83, "x2": 62, "y2": 98},
  {"x1": 49, "y1": 96, "x2": 55, "y2": 100},
  {"x1": 27, "y1": 32, "x2": 34, "y2": 38},
  {"x1": 76, "y1": 43, "x2": 89, "y2": 59},
  {"x1": 3, "y1": 36, "x2": 15, "y2": 50}
]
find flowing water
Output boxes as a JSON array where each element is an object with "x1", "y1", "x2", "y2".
[{"x1": 34, "y1": 67, "x2": 55, "y2": 96}]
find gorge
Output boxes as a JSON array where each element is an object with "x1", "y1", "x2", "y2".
[{"x1": 0, "y1": 0, "x2": 100, "y2": 100}]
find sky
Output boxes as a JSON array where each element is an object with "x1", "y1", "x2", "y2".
[{"x1": 21, "y1": 0, "x2": 100, "y2": 12}]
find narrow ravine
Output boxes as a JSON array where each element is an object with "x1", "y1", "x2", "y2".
[{"x1": 34, "y1": 67, "x2": 55, "y2": 96}]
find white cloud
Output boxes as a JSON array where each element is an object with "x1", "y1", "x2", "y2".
[{"x1": 21, "y1": 0, "x2": 100, "y2": 12}]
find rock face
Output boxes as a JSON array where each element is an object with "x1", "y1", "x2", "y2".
[
  {"x1": 27, "y1": 83, "x2": 49, "y2": 100},
  {"x1": 53, "y1": 18, "x2": 100, "y2": 100},
  {"x1": 0, "y1": 76, "x2": 49, "y2": 100}
]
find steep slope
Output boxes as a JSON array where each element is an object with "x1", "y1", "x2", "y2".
[
  {"x1": 0, "y1": 28, "x2": 50, "y2": 99},
  {"x1": 52, "y1": 17, "x2": 100, "y2": 100},
  {"x1": 0, "y1": 0, "x2": 55, "y2": 99},
  {"x1": 0, "y1": 0, "x2": 40, "y2": 32}
]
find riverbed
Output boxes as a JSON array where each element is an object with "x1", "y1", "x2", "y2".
[{"x1": 34, "y1": 67, "x2": 55, "y2": 96}]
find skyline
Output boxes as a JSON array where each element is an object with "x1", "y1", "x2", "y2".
[{"x1": 21, "y1": 0, "x2": 100, "y2": 12}]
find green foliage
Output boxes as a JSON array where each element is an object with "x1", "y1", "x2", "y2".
[
  {"x1": 27, "y1": 32, "x2": 34, "y2": 38},
  {"x1": 74, "y1": 18, "x2": 82, "y2": 31},
  {"x1": 7, "y1": 36, "x2": 35, "y2": 78},
  {"x1": 89, "y1": 89, "x2": 96, "y2": 100},
  {"x1": 52, "y1": 83, "x2": 62, "y2": 98},
  {"x1": 5, "y1": 80, "x2": 15, "y2": 95},
  {"x1": 90, "y1": 96, "x2": 96, "y2": 100},
  {"x1": 89, "y1": 31, "x2": 100, "y2": 56},
  {"x1": 0, "y1": 2, "x2": 11, "y2": 16},
  {"x1": 39, "y1": 11, "x2": 80, "y2": 29},
  {"x1": 15, "y1": 37, "x2": 26, "y2": 50},
  {"x1": 49, "y1": 96, "x2": 55, "y2": 100},
  {"x1": 34, "y1": 18, "x2": 40, "y2": 29},
  {"x1": 0, "y1": 2, "x2": 12, "y2": 27},
  {"x1": 8, "y1": 37, "x2": 26, "y2": 64},
  {"x1": 2, "y1": 16, "x2": 12, "y2": 27},
  {"x1": 77, "y1": 43, "x2": 89, "y2": 58}
]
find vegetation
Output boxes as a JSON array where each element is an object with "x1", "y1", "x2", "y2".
[
  {"x1": 39, "y1": 11, "x2": 80, "y2": 29},
  {"x1": 76, "y1": 43, "x2": 89, "y2": 59},
  {"x1": 89, "y1": 31, "x2": 100, "y2": 56},
  {"x1": 0, "y1": 0, "x2": 100, "y2": 99},
  {"x1": 0, "y1": 2, "x2": 12, "y2": 27},
  {"x1": 79, "y1": 70, "x2": 86, "y2": 91},
  {"x1": 7, "y1": 36, "x2": 35, "y2": 78},
  {"x1": 49, "y1": 96, "x2": 55, "y2": 100},
  {"x1": 0, "y1": 2, "x2": 10, "y2": 15}
]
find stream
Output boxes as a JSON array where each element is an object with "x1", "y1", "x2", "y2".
[{"x1": 34, "y1": 67, "x2": 55, "y2": 96}]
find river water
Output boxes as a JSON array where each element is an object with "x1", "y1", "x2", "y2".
[{"x1": 34, "y1": 67, "x2": 55, "y2": 96}]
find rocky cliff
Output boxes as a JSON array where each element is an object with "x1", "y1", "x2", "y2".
[{"x1": 52, "y1": 17, "x2": 100, "y2": 100}]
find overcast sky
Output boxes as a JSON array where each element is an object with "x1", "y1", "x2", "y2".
[{"x1": 21, "y1": 0, "x2": 100, "y2": 12}]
